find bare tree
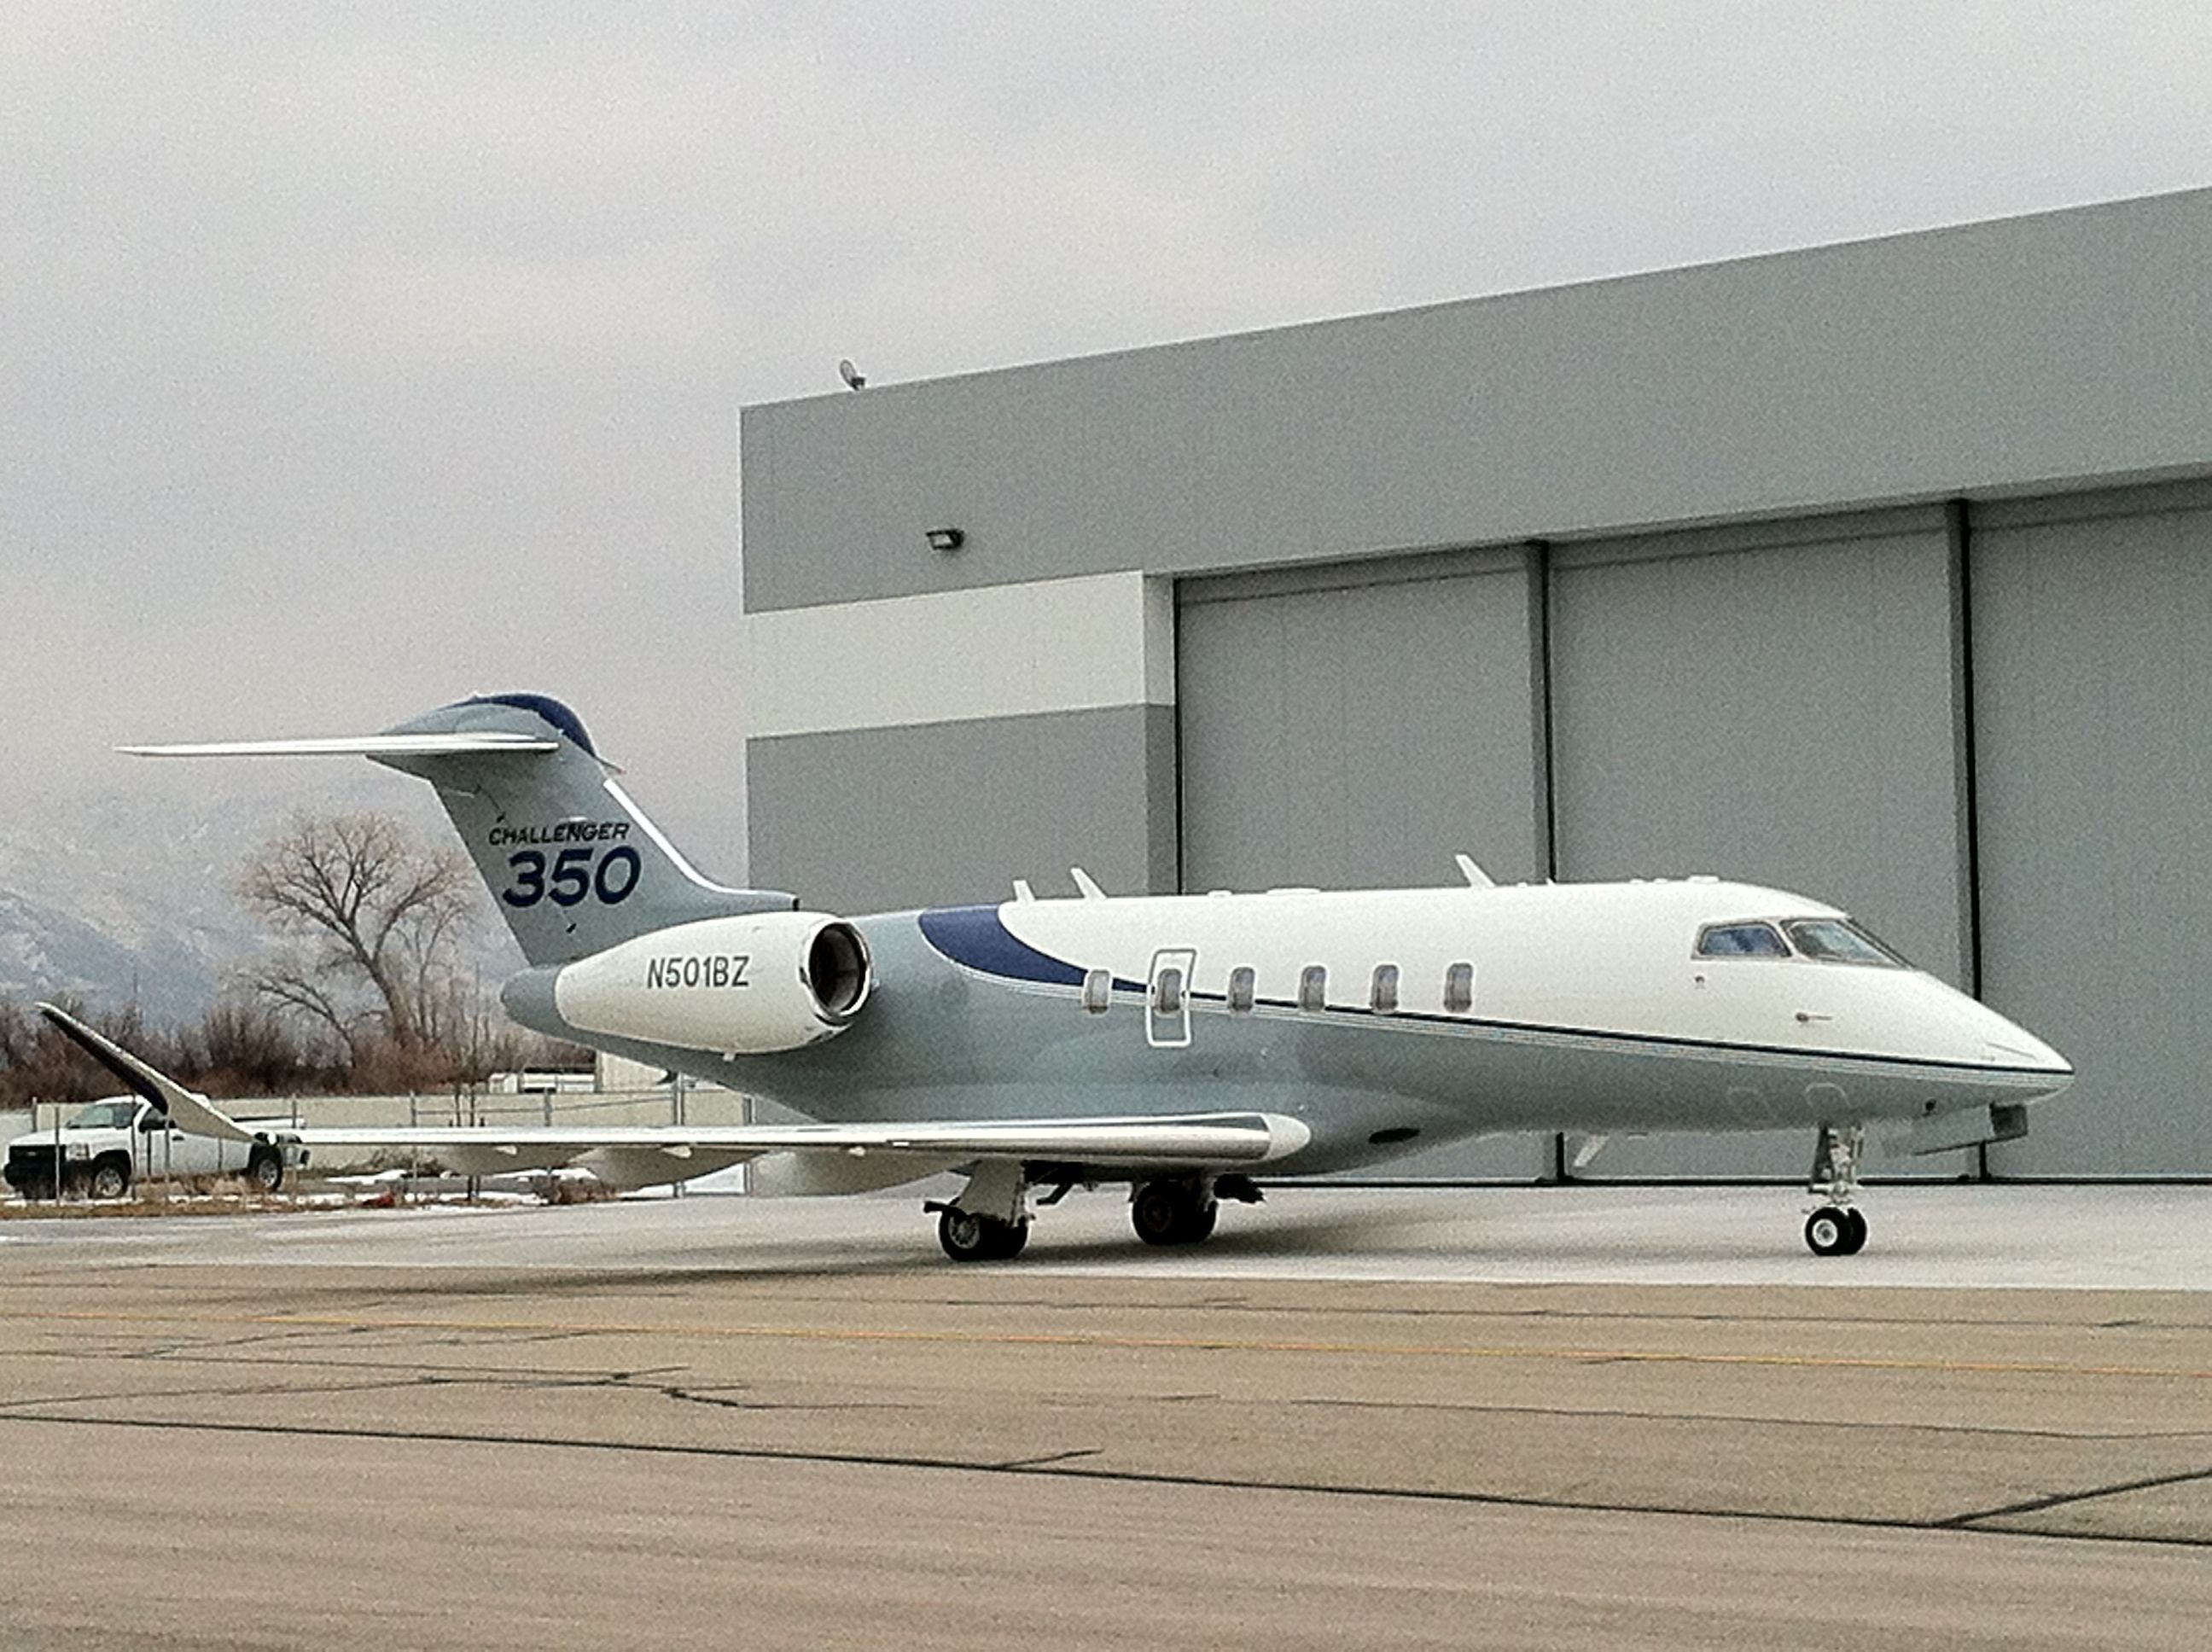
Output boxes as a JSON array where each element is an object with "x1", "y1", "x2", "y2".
[
  {"x1": 236, "y1": 811, "x2": 486, "y2": 1079},
  {"x1": 0, "y1": 994, "x2": 119, "y2": 1110},
  {"x1": 190, "y1": 997, "x2": 324, "y2": 1096}
]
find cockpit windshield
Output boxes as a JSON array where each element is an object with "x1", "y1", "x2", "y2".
[
  {"x1": 1695, "y1": 917, "x2": 1911, "y2": 968},
  {"x1": 66, "y1": 1099, "x2": 140, "y2": 1130},
  {"x1": 1783, "y1": 917, "x2": 1907, "y2": 967}
]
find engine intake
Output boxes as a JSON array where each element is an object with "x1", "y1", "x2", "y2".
[{"x1": 552, "y1": 911, "x2": 873, "y2": 1055}]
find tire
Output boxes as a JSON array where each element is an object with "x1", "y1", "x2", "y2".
[
  {"x1": 245, "y1": 1149, "x2": 284, "y2": 1194},
  {"x1": 1132, "y1": 1181, "x2": 1185, "y2": 1245},
  {"x1": 1804, "y1": 1207, "x2": 1853, "y2": 1257},
  {"x1": 1132, "y1": 1181, "x2": 1218, "y2": 1246},
  {"x1": 1840, "y1": 1207, "x2": 1869, "y2": 1255},
  {"x1": 938, "y1": 1207, "x2": 1026, "y2": 1263},
  {"x1": 87, "y1": 1159, "x2": 131, "y2": 1201}
]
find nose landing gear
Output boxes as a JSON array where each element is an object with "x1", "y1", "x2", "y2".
[{"x1": 1804, "y1": 1122, "x2": 1869, "y2": 1256}]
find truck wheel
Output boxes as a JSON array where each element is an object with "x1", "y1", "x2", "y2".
[
  {"x1": 245, "y1": 1149, "x2": 284, "y2": 1194},
  {"x1": 88, "y1": 1159, "x2": 131, "y2": 1201}
]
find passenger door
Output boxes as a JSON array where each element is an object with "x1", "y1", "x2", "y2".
[{"x1": 1147, "y1": 948, "x2": 1197, "y2": 1049}]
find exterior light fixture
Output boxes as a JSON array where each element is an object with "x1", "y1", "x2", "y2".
[{"x1": 925, "y1": 527, "x2": 965, "y2": 553}]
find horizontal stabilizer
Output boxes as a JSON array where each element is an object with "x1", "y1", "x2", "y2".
[{"x1": 118, "y1": 733, "x2": 557, "y2": 759}]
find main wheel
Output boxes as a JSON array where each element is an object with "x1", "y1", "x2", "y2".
[
  {"x1": 245, "y1": 1149, "x2": 284, "y2": 1194},
  {"x1": 1804, "y1": 1206, "x2": 1854, "y2": 1257},
  {"x1": 87, "y1": 1160, "x2": 131, "y2": 1201},
  {"x1": 938, "y1": 1207, "x2": 1027, "y2": 1263},
  {"x1": 1839, "y1": 1206, "x2": 1869, "y2": 1255},
  {"x1": 1132, "y1": 1180, "x2": 1218, "y2": 1246}
]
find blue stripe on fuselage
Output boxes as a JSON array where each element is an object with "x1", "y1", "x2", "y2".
[{"x1": 917, "y1": 905, "x2": 1087, "y2": 986}]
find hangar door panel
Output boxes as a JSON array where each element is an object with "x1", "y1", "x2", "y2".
[
  {"x1": 1179, "y1": 567, "x2": 1540, "y2": 892},
  {"x1": 1179, "y1": 561, "x2": 1545, "y2": 1178},
  {"x1": 1976, "y1": 493, "x2": 2212, "y2": 1175},
  {"x1": 1551, "y1": 520, "x2": 1967, "y2": 1178}
]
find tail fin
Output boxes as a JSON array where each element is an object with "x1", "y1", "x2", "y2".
[{"x1": 125, "y1": 692, "x2": 794, "y2": 965}]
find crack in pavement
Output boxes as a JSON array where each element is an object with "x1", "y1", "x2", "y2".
[
  {"x1": 646, "y1": 1380, "x2": 921, "y2": 1416},
  {"x1": 992, "y1": 1448, "x2": 1105, "y2": 1470},
  {"x1": 1287, "y1": 1394, "x2": 2212, "y2": 1444},
  {"x1": 4, "y1": 1409, "x2": 2203, "y2": 1551},
  {"x1": 0, "y1": 1361, "x2": 707, "y2": 1415},
  {"x1": 1941, "y1": 1463, "x2": 2212, "y2": 1527}
]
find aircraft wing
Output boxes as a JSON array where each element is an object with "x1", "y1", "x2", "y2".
[
  {"x1": 38, "y1": 1003, "x2": 259, "y2": 1144},
  {"x1": 189, "y1": 1114, "x2": 1307, "y2": 1166},
  {"x1": 35, "y1": 1004, "x2": 1308, "y2": 1172}
]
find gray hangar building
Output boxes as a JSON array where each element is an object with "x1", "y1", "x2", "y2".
[{"x1": 736, "y1": 186, "x2": 2212, "y2": 1182}]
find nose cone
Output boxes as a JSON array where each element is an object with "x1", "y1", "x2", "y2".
[{"x1": 1974, "y1": 1003, "x2": 2074, "y2": 1094}]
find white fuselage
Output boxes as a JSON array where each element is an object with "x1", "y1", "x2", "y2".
[
  {"x1": 552, "y1": 874, "x2": 2073, "y2": 1178},
  {"x1": 992, "y1": 878, "x2": 2062, "y2": 1073}
]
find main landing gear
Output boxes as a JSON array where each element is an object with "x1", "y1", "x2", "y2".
[
  {"x1": 1803, "y1": 1122, "x2": 1870, "y2": 1257},
  {"x1": 925, "y1": 1159, "x2": 1033, "y2": 1263},
  {"x1": 1130, "y1": 1175, "x2": 1262, "y2": 1246},
  {"x1": 934, "y1": 1204, "x2": 1029, "y2": 1262},
  {"x1": 1131, "y1": 1178, "x2": 1217, "y2": 1246},
  {"x1": 925, "y1": 1166, "x2": 1265, "y2": 1260}
]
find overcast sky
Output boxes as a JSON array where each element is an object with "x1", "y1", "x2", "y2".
[{"x1": 6, "y1": 3, "x2": 2210, "y2": 877}]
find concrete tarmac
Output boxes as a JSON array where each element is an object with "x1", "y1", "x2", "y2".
[{"x1": 1, "y1": 1187, "x2": 2208, "y2": 1647}]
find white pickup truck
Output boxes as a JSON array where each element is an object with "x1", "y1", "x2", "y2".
[{"x1": 3, "y1": 1095, "x2": 304, "y2": 1201}]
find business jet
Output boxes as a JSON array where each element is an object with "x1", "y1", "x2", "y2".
[{"x1": 73, "y1": 692, "x2": 2070, "y2": 1262}]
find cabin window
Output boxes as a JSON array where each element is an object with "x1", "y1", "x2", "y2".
[
  {"x1": 1298, "y1": 964, "x2": 1328, "y2": 1012},
  {"x1": 1227, "y1": 966, "x2": 1256, "y2": 1014},
  {"x1": 1443, "y1": 961, "x2": 1475, "y2": 1015},
  {"x1": 1152, "y1": 966, "x2": 1185, "y2": 1017},
  {"x1": 1695, "y1": 922, "x2": 1790, "y2": 959},
  {"x1": 1370, "y1": 963, "x2": 1400, "y2": 1015},
  {"x1": 1081, "y1": 968, "x2": 1113, "y2": 1013},
  {"x1": 1784, "y1": 918, "x2": 1907, "y2": 968}
]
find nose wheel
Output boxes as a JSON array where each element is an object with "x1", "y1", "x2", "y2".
[{"x1": 1804, "y1": 1122, "x2": 1870, "y2": 1256}]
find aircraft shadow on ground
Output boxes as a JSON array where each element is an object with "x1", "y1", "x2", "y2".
[{"x1": 251, "y1": 1186, "x2": 1915, "y2": 1291}]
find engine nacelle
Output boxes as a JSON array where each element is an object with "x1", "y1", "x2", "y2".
[{"x1": 551, "y1": 911, "x2": 872, "y2": 1055}]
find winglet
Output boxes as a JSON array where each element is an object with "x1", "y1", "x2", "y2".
[
  {"x1": 34, "y1": 1004, "x2": 259, "y2": 1144},
  {"x1": 1454, "y1": 853, "x2": 1494, "y2": 889}
]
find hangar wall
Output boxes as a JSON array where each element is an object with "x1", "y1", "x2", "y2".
[{"x1": 740, "y1": 188, "x2": 2212, "y2": 1179}]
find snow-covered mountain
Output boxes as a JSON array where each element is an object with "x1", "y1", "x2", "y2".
[{"x1": 0, "y1": 770, "x2": 468, "y2": 1027}]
